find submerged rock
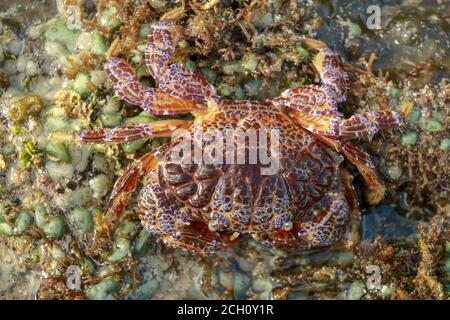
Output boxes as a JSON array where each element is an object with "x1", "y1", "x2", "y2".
[{"x1": 362, "y1": 205, "x2": 420, "y2": 243}]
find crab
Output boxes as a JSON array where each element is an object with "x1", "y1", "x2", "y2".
[{"x1": 75, "y1": 20, "x2": 402, "y2": 254}]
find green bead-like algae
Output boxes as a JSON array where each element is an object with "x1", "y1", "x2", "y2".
[
  {"x1": 1, "y1": 143, "x2": 16, "y2": 156},
  {"x1": 114, "y1": 221, "x2": 138, "y2": 238},
  {"x1": 218, "y1": 83, "x2": 233, "y2": 97},
  {"x1": 14, "y1": 212, "x2": 32, "y2": 234},
  {"x1": 107, "y1": 238, "x2": 131, "y2": 262},
  {"x1": 348, "y1": 21, "x2": 362, "y2": 38},
  {"x1": 89, "y1": 174, "x2": 110, "y2": 199},
  {"x1": 252, "y1": 278, "x2": 272, "y2": 293},
  {"x1": 235, "y1": 86, "x2": 245, "y2": 100},
  {"x1": 134, "y1": 229, "x2": 151, "y2": 256},
  {"x1": 444, "y1": 257, "x2": 450, "y2": 275},
  {"x1": 86, "y1": 278, "x2": 119, "y2": 300},
  {"x1": 347, "y1": 281, "x2": 365, "y2": 300},
  {"x1": 390, "y1": 87, "x2": 401, "y2": 99},
  {"x1": 233, "y1": 273, "x2": 251, "y2": 299},
  {"x1": 440, "y1": 139, "x2": 450, "y2": 151},
  {"x1": 34, "y1": 204, "x2": 47, "y2": 226},
  {"x1": 45, "y1": 114, "x2": 87, "y2": 133},
  {"x1": 406, "y1": 107, "x2": 422, "y2": 124},
  {"x1": 222, "y1": 61, "x2": 243, "y2": 75},
  {"x1": 101, "y1": 112, "x2": 122, "y2": 128},
  {"x1": 124, "y1": 112, "x2": 156, "y2": 125},
  {"x1": 139, "y1": 24, "x2": 150, "y2": 39},
  {"x1": 42, "y1": 19, "x2": 81, "y2": 53},
  {"x1": 0, "y1": 203, "x2": 10, "y2": 215},
  {"x1": 380, "y1": 284, "x2": 393, "y2": 299},
  {"x1": 70, "y1": 72, "x2": 92, "y2": 99},
  {"x1": 45, "y1": 142, "x2": 71, "y2": 163},
  {"x1": 401, "y1": 132, "x2": 418, "y2": 146},
  {"x1": 70, "y1": 207, "x2": 94, "y2": 233},
  {"x1": 252, "y1": 12, "x2": 273, "y2": 30},
  {"x1": 96, "y1": 265, "x2": 116, "y2": 278},
  {"x1": 245, "y1": 80, "x2": 261, "y2": 97},
  {"x1": 99, "y1": 8, "x2": 121, "y2": 31},
  {"x1": 34, "y1": 203, "x2": 66, "y2": 239},
  {"x1": 91, "y1": 32, "x2": 108, "y2": 57},
  {"x1": 295, "y1": 46, "x2": 309, "y2": 60},
  {"x1": 426, "y1": 119, "x2": 443, "y2": 132},
  {"x1": 0, "y1": 222, "x2": 13, "y2": 236},
  {"x1": 123, "y1": 140, "x2": 146, "y2": 154},
  {"x1": 129, "y1": 279, "x2": 159, "y2": 300},
  {"x1": 84, "y1": 257, "x2": 96, "y2": 274},
  {"x1": 45, "y1": 216, "x2": 66, "y2": 239},
  {"x1": 200, "y1": 68, "x2": 217, "y2": 83},
  {"x1": 242, "y1": 54, "x2": 258, "y2": 72},
  {"x1": 184, "y1": 59, "x2": 196, "y2": 71}
]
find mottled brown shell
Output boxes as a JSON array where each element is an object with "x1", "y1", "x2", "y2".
[
  {"x1": 139, "y1": 101, "x2": 349, "y2": 253},
  {"x1": 77, "y1": 20, "x2": 400, "y2": 254}
]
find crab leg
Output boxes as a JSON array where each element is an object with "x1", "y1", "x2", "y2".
[
  {"x1": 271, "y1": 39, "x2": 349, "y2": 117},
  {"x1": 143, "y1": 87, "x2": 202, "y2": 115},
  {"x1": 316, "y1": 135, "x2": 386, "y2": 204},
  {"x1": 105, "y1": 151, "x2": 158, "y2": 224},
  {"x1": 145, "y1": 20, "x2": 217, "y2": 103},
  {"x1": 76, "y1": 119, "x2": 192, "y2": 221},
  {"x1": 287, "y1": 109, "x2": 401, "y2": 138},
  {"x1": 144, "y1": 20, "x2": 183, "y2": 80},
  {"x1": 338, "y1": 111, "x2": 402, "y2": 138},
  {"x1": 76, "y1": 120, "x2": 193, "y2": 143},
  {"x1": 273, "y1": 85, "x2": 341, "y2": 116},
  {"x1": 287, "y1": 111, "x2": 340, "y2": 136},
  {"x1": 276, "y1": 37, "x2": 402, "y2": 137},
  {"x1": 106, "y1": 57, "x2": 202, "y2": 115},
  {"x1": 340, "y1": 166, "x2": 360, "y2": 245},
  {"x1": 303, "y1": 38, "x2": 349, "y2": 103}
]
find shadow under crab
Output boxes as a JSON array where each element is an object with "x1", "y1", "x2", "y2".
[{"x1": 75, "y1": 20, "x2": 402, "y2": 254}]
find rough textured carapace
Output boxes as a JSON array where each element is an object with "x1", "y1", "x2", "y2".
[{"x1": 76, "y1": 20, "x2": 402, "y2": 254}]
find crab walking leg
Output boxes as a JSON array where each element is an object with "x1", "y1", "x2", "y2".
[
  {"x1": 144, "y1": 20, "x2": 183, "y2": 80},
  {"x1": 158, "y1": 64, "x2": 217, "y2": 103},
  {"x1": 105, "y1": 56, "x2": 139, "y2": 83},
  {"x1": 145, "y1": 20, "x2": 217, "y2": 103},
  {"x1": 287, "y1": 109, "x2": 402, "y2": 138},
  {"x1": 303, "y1": 38, "x2": 349, "y2": 103},
  {"x1": 287, "y1": 109, "x2": 340, "y2": 136},
  {"x1": 76, "y1": 120, "x2": 193, "y2": 143},
  {"x1": 339, "y1": 167, "x2": 360, "y2": 245},
  {"x1": 105, "y1": 57, "x2": 144, "y2": 105},
  {"x1": 105, "y1": 57, "x2": 202, "y2": 115},
  {"x1": 115, "y1": 80, "x2": 202, "y2": 115},
  {"x1": 338, "y1": 111, "x2": 402, "y2": 138},
  {"x1": 143, "y1": 88, "x2": 202, "y2": 115},
  {"x1": 113, "y1": 80, "x2": 145, "y2": 106},
  {"x1": 273, "y1": 85, "x2": 341, "y2": 116},
  {"x1": 105, "y1": 151, "x2": 158, "y2": 224},
  {"x1": 341, "y1": 140, "x2": 386, "y2": 204},
  {"x1": 318, "y1": 135, "x2": 386, "y2": 204}
]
